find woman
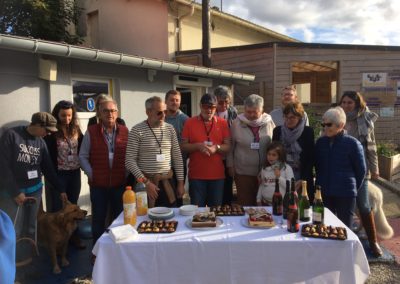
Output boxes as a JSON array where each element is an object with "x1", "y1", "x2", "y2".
[
  {"x1": 272, "y1": 102, "x2": 315, "y2": 202},
  {"x1": 44, "y1": 100, "x2": 85, "y2": 248},
  {"x1": 227, "y1": 94, "x2": 275, "y2": 206},
  {"x1": 315, "y1": 107, "x2": 366, "y2": 228},
  {"x1": 340, "y1": 91, "x2": 382, "y2": 256},
  {"x1": 214, "y1": 85, "x2": 238, "y2": 205}
]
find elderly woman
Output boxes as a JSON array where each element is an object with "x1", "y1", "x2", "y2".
[
  {"x1": 315, "y1": 107, "x2": 366, "y2": 228},
  {"x1": 340, "y1": 91, "x2": 382, "y2": 256},
  {"x1": 214, "y1": 86, "x2": 238, "y2": 205},
  {"x1": 270, "y1": 85, "x2": 309, "y2": 127},
  {"x1": 272, "y1": 102, "x2": 315, "y2": 201},
  {"x1": 227, "y1": 94, "x2": 275, "y2": 205}
]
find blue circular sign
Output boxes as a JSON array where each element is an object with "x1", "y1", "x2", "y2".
[{"x1": 87, "y1": 98, "x2": 95, "y2": 112}]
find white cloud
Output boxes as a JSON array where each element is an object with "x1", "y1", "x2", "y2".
[{"x1": 207, "y1": 0, "x2": 400, "y2": 45}]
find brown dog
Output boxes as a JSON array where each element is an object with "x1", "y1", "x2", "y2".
[{"x1": 38, "y1": 201, "x2": 87, "y2": 274}]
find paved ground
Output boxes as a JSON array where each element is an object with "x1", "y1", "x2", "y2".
[{"x1": 16, "y1": 180, "x2": 400, "y2": 284}]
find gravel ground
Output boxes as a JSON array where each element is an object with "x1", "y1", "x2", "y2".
[{"x1": 366, "y1": 262, "x2": 400, "y2": 284}]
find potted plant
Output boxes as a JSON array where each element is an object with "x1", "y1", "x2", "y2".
[{"x1": 377, "y1": 142, "x2": 400, "y2": 181}]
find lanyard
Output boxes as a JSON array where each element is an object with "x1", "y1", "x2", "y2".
[
  {"x1": 201, "y1": 116, "x2": 214, "y2": 142},
  {"x1": 248, "y1": 126, "x2": 260, "y2": 142},
  {"x1": 146, "y1": 121, "x2": 163, "y2": 154},
  {"x1": 103, "y1": 126, "x2": 116, "y2": 153}
]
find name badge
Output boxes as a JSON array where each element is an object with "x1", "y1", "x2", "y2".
[
  {"x1": 250, "y1": 142, "x2": 260, "y2": 150},
  {"x1": 67, "y1": 155, "x2": 75, "y2": 162},
  {"x1": 27, "y1": 170, "x2": 38, "y2": 179},
  {"x1": 156, "y1": 154, "x2": 166, "y2": 162},
  {"x1": 203, "y1": 141, "x2": 213, "y2": 146},
  {"x1": 109, "y1": 153, "x2": 114, "y2": 160}
]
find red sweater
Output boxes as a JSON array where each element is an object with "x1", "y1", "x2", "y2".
[{"x1": 88, "y1": 124, "x2": 128, "y2": 187}]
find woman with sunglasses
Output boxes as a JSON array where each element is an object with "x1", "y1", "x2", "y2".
[
  {"x1": 339, "y1": 91, "x2": 382, "y2": 256},
  {"x1": 226, "y1": 94, "x2": 275, "y2": 206},
  {"x1": 272, "y1": 102, "x2": 315, "y2": 202},
  {"x1": 44, "y1": 100, "x2": 85, "y2": 248},
  {"x1": 315, "y1": 106, "x2": 366, "y2": 229}
]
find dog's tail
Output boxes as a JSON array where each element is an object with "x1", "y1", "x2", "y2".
[{"x1": 374, "y1": 206, "x2": 394, "y2": 239}]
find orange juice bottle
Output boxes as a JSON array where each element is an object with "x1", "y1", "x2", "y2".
[
  {"x1": 136, "y1": 178, "x2": 148, "y2": 216},
  {"x1": 123, "y1": 186, "x2": 136, "y2": 226}
]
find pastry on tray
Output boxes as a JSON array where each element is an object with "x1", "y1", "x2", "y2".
[
  {"x1": 209, "y1": 204, "x2": 245, "y2": 216},
  {"x1": 248, "y1": 209, "x2": 275, "y2": 227},
  {"x1": 301, "y1": 224, "x2": 347, "y2": 240},
  {"x1": 191, "y1": 212, "x2": 217, "y2": 227}
]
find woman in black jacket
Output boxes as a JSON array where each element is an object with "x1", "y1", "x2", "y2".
[{"x1": 272, "y1": 102, "x2": 315, "y2": 202}]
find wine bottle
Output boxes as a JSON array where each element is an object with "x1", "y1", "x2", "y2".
[
  {"x1": 272, "y1": 178, "x2": 283, "y2": 216},
  {"x1": 312, "y1": 186, "x2": 325, "y2": 225},
  {"x1": 287, "y1": 189, "x2": 299, "y2": 232},
  {"x1": 282, "y1": 180, "x2": 290, "y2": 219},
  {"x1": 290, "y1": 178, "x2": 298, "y2": 206},
  {"x1": 299, "y1": 180, "x2": 311, "y2": 222}
]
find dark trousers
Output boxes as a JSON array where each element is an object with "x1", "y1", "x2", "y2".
[
  {"x1": 48, "y1": 169, "x2": 81, "y2": 212},
  {"x1": 222, "y1": 160, "x2": 233, "y2": 205},
  {"x1": 323, "y1": 195, "x2": 356, "y2": 228},
  {"x1": 90, "y1": 185, "x2": 124, "y2": 246}
]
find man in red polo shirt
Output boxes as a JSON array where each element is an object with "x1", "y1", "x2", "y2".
[{"x1": 181, "y1": 93, "x2": 231, "y2": 206}]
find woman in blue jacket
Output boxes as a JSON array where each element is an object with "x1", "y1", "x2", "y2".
[{"x1": 315, "y1": 107, "x2": 366, "y2": 228}]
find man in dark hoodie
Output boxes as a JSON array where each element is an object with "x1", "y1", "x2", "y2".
[{"x1": 0, "y1": 112, "x2": 63, "y2": 242}]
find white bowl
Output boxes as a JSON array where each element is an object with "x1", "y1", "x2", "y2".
[{"x1": 179, "y1": 205, "x2": 198, "y2": 216}]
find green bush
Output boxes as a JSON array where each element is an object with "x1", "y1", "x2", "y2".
[{"x1": 377, "y1": 142, "x2": 400, "y2": 157}]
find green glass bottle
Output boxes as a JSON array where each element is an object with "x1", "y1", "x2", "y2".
[
  {"x1": 312, "y1": 186, "x2": 324, "y2": 225},
  {"x1": 298, "y1": 180, "x2": 311, "y2": 222}
]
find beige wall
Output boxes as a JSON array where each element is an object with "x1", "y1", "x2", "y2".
[{"x1": 81, "y1": 0, "x2": 169, "y2": 60}]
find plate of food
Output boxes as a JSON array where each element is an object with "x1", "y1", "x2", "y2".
[
  {"x1": 209, "y1": 204, "x2": 245, "y2": 216},
  {"x1": 137, "y1": 220, "x2": 178, "y2": 234},
  {"x1": 242, "y1": 208, "x2": 275, "y2": 229},
  {"x1": 185, "y1": 211, "x2": 224, "y2": 230},
  {"x1": 240, "y1": 218, "x2": 275, "y2": 229}
]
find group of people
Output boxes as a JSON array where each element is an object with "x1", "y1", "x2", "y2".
[{"x1": 0, "y1": 85, "x2": 383, "y2": 280}]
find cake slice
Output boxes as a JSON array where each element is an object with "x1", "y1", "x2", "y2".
[
  {"x1": 191, "y1": 212, "x2": 217, "y2": 227},
  {"x1": 248, "y1": 211, "x2": 275, "y2": 227}
]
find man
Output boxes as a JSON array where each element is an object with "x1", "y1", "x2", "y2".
[
  {"x1": 181, "y1": 93, "x2": 231, "y2": 206},
  {"x1": 0, "y1": 112, "x2": 64, "y2": 243},
  {"x1": 126, "y1": 96, "x2": 184, "y2": 207},
  {"x1": 87, "y1": 94, "x2": 126, "y2": 127},
  {"x1": 79, "y1": 98, "x2": 128, "y2": 245},
  {"x1": 164, "y1": 90, "x2": 189, "y2": 206},
  {"x1": 214, "y1": 86, "x2": 237, "y2": 205},
  {"x1": 270, "y1": 84, "x2": 309, "y2": 127}
]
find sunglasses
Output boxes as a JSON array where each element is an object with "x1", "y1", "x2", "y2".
[
  {"x1": 201, "y1": 104, "x2": 217, "y2": 110},
  {"x1": 156, "y1": 110, "x2": 165, "y2": 116},
  {"x1": 102, "y1": 109, "x2": 118, "y2": 114},
  {"x1": 321, "y1": 122, "x2": 333, "y2": 127}
]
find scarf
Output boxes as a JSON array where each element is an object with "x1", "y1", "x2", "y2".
[
  {"x1": 280, "y1": 117, "x2": 305, "y2": 171},
  {"x1": 237, "y1": 112, "x2": 272, "y2": 127},
  {"x1": 346, "y1": 107, "x2": 378, "y2": 144}
]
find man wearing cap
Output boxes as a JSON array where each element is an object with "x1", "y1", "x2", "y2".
[
  {"x1": 181, "y1": 93, "x2": 231, "y2": 206},
  {"x1": 0, "y1": 112, "x2": 64, "y2": 243}
]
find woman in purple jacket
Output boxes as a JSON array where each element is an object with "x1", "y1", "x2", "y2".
[{"x1": 315, "y1": 107, "x2": 367, "y2": 228}]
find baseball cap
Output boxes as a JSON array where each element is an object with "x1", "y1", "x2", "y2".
[
  {"x1": 31, "y1": 112, "x2": 58, "y2": 132},
  {"x1": 200, "y1": 93, "x2": 217, "y2": 105}
]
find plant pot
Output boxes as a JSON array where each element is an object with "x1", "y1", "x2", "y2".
[{"x1": 378, "y1": 154, "x2": 400, "y2": 181}]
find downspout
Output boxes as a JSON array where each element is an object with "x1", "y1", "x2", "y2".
[{"x1": 173, "y1": 1, "x2": 194, "y2": 52}]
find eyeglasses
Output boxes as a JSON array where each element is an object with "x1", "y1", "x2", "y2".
[
  {"x1": 58, "y1": 100, "x2": 73, "y2": 108},
  {"x1": 102, "y1": 109, "x2": 118, "y2": 114},
  {"x1": 201, "y1": 104, "x2": 217, "y2": 110},
  {"x1": 284, "y1": 115, "x2": 300, "y2": 121},
  {"x1": 156, "y1": 110, "x2": 165, "y2": 116},
  {"x1": 321, "y1": 122, "x2": 333, "y2": 127}
]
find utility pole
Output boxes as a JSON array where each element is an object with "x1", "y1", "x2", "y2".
[{"x1": 202, "y1": 0, "x2": 211, "y2": 67}]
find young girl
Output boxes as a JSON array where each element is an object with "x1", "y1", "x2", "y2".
[{"x1": 257, "y1": 142, "x2": 294, "y2": 206}]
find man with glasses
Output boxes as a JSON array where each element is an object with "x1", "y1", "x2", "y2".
[
  {"x1": 126, "y1": 96, "x2": 185, "y2": 207},
  {"x1": 0, "y1": 112, "x2": 62, "y2": 259},
  {"x1": 79, "y1": 98, "x2": 128, "y2": 247},
  {"x1": 181, "y1": 93, "x2": 231, "y2": 206},
  {"x1": 270, "y1": 85, "x2": 309, "y2": 127}
]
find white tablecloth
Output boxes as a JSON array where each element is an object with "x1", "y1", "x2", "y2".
[{"x1": 92, "y1": 208, "x2": 369, "y2": 284}]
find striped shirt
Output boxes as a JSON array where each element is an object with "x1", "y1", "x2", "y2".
[{"x1": 125, "y1": 121, "x2": 184, "y2": 181}]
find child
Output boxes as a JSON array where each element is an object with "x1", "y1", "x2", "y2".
[{"x1": 257, "y1": 142, "x2": 294, "y2": 206}]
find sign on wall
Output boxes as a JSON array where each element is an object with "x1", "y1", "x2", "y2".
[
  {"x1": 362, "y1": 73, "x2": 387, "y2": 88},
  {"x1": 361, "y1": 72, "x2": 399, "y2": 107}
]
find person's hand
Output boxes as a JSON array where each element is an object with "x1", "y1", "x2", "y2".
[
  {"x1": 371, "y1": 172, "x2": 379, "y2": 180},
  {"x1": 274, "y1": 168, "x2": 281, "y2": 178},
  {"x1": 205, "y1": 144, "x2": 218, "y2": 155},
  {"x1": 146, "y1": 182, "x2": 159, "y2": 200},
  {"x1": 14, "y1": 193, "x2": 26, "y2": 206},
  {"x1": 60, "y1": 192, "x2": 68, "y2": 203},
  {"x1": 227, "y1": 167, "x2": 235, "y2": 178},
  {"x1": 176, "y1": 182, "x2": 185, "y2": 199},
  {"x1": 198, "y1": 143, "x2": 211, "y2": 156},
  {"x1": 257, "y1": 201, "x2": 262, "y2": 206}
]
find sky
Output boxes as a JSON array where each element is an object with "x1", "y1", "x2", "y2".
[{"x1": 203, "y1": 0, "x2": 400, "y2": 46}]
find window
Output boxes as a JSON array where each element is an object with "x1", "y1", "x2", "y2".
[{"x1": 72, "y1": 79, "x2": 111, "y2": 112}]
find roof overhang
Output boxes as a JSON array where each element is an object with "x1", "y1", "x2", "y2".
[{"x1": 0, "y1": 34, "x2": 255, "y2": 83}]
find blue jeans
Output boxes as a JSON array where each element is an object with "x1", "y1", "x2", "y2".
[
  {"x1": 323, "y1": 195, "x2": 356, "y2": 228},
  {"x1": 90, "y1": 185, "x2": 124, "y2": 246},
  {"x1": 189, "y1": 179, "x2": 224, "y2": 207},
  {"x1": 356, "y1": 179, "x2": 371, "y2": 215}
]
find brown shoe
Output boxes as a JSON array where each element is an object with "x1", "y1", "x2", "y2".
[{"x1": 360, "y1": 212, "x2": 383, "y2": 257}]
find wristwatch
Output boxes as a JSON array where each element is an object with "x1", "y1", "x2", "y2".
[{"x1": 216, "y1": 144, "x2": 221, "y2": 152}]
